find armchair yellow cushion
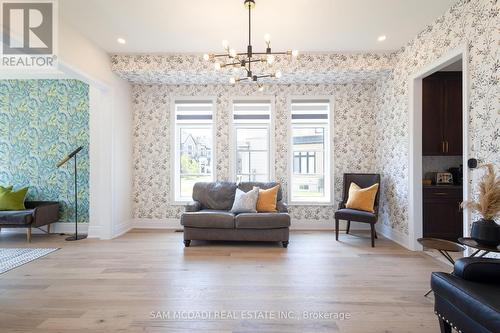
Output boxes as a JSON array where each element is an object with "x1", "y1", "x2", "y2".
[
  {"x1": 345, "y1": 182, "x2": 379, "y2": 213},
  {"x1": 255, "y1": 185, "x2": 280, "y2": 212}
]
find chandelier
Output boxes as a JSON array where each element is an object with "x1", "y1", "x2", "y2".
[{"x1": 203, "y1": 0, "x2": 298, "y2": 89}]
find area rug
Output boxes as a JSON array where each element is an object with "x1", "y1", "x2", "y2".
[{"x1": 0, "y1": 248, "x2": 59, "y2": 275}]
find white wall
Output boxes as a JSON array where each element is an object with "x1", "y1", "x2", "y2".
[{"x1": 58, "y1": 20, "x2": 133, "y2": 239}]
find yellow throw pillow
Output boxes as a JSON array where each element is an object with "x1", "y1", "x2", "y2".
[
  {"x1": 255, "y1": 185, "x2": 280, "y2": 212},
  {"x1": 345, "y1": 182, "x2": 379, "y2": 213}
]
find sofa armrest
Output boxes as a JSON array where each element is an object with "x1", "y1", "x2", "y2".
[
  {"x1": 276, "y1": 201, "x2": 288, "y2": 213},
  {"x1": 185, "y1": 201, "x2": 202, "y2": 212},
  {"x1": 453, "y1": 258, "x2": 500, "y2": 284},
  {"x1": 25, "y1": 201, "x2": 60, "y2": 227}
]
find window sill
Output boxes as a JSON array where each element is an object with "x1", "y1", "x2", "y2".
[{"x1": 172, "y1": 201, "x2": 190, "y2": 206}]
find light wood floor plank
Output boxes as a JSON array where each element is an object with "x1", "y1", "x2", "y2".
[{"x1": 0, "y1": 230, "x2": 447, "y2": 332}]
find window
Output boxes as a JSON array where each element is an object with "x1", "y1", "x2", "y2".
[
  {"x1": 174, "y1": 100, "x2": 214, "y2": 201},
  {"x1": 290, "y1": 99, "x2": 331, "y2": 203},
  {"x1": 232, "y1": 100, "x2": 272, "y2": 182}
]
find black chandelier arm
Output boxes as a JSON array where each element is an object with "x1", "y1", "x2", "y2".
[
  {"x1": 220, "y1": 61, "x2": 242, "y2": 68},
  {"x1": 253, "y1": 51, "x2": 290, "y2": 55}
]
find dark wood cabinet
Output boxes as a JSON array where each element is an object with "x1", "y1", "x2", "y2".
[
  {"x1": 422, "y1": 72, "x2": 462, "y2": 156},
  {"x1": 423, "y1": 186, "x2": 463, "y2": 241}
]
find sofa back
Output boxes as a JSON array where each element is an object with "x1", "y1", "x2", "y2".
[
  {"x1": 192, "y1": 182, "x2": 237, "y2": 210},
  {"x1": 238, "y1": 182, "x2": 283, "y2": 202}
]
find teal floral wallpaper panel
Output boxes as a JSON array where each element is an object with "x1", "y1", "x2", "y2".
[{"x1": 0, "y1": 80, "x2": 89, "y2": 222}]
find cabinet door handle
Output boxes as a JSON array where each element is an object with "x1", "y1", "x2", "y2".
[
  {"x1": 433, "y1": 192, "x2": 447, "y2": 195},
  {"x1": 441, "y1": 141, "x2": 445, "y2": 153},
  {"x1": 446, "y1": 141, "x2": 449, "y2": 153}
]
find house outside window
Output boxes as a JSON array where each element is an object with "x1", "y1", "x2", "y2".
[
  {"x1": 290, "y1": 99, "x2": 331, "y2": 203},
  {"x1": 232, "y1": 100, "x2": 272, "y2": 182},
  {"x1": 174, "y1": 100, "x2": 214, "y2": 202}
]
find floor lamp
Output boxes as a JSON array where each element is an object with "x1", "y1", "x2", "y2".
[{"x1": 57, "y1": 146, "x2": 87, "y2": 241}]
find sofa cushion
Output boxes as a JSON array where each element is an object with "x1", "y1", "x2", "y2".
[
  {"x1": 192, "y1": 182, "x2": 237, "y2": 210},
  {"x1": 235, "y1": 213, "x2": 290, "y2": 229},
  {"x1": 238, "y1": 182, "x2": 283, "y2": 202},
  {"x1": 181, "y1": 210, "x2": 235, "y2": 229},
  {"x1": 255, "y1": 185, "x2": 279, "y2": 212},
  {"x1": 0, "y1": 210, "x2": 33, "y2": 225},
  {"x1": 334, "y1": 208, "x2": 377, "y2": 223},
  {"x1": 230, "y1": 188, "x2": 259, "y2": 213}
]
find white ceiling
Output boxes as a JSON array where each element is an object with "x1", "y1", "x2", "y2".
[{"x1": 60, "y1": 0, "x2": 457, "y2": 54}]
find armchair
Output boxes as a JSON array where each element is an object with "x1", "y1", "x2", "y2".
[
  {"x1": 431, "y1": 257, "x2": 500, "y2": 333},
  {"x1": 334, "y1": 173, "x2": 381, "y2": 247}
]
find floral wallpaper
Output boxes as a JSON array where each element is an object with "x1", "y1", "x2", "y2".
[
  {"x1": 374, "y1": 0, "x2": 499, "y2": 234},
  {"x1": 112, "y1": 53, "x2": 394, "y2": 85},
  {"x1": 118, "y1": 0, "x2": 498, "y2": 237},
  {"x1": 132, "y1": 83, "x2": 379, "y2": 220},
  {"x1": 0, "y1": 80, "x2": 90, "y2": 222}
]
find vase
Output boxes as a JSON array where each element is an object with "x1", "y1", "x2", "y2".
[{"x1": 470, "y1": 219, "x2": 500, "y2": 247}]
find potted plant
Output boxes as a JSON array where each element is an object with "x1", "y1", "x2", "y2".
[{"x1": 462, "y1": 164, "x2": 500, "y2": 246}]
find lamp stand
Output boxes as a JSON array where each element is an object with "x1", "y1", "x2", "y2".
[{"x1": 57, "y1": 147, "x2": 87, "y2": 241}]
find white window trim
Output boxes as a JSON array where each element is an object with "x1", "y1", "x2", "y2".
[
  {"x1": 287, "y1": 96, "x2": 334, "y2": 206},
  {"x1": 229, "y1": 96, "x2": 275, "y2": 183},
  {"x1": 170, "y1": 96, "x2": 217, "y2": 205}
]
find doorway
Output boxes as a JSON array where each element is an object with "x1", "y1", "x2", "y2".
[{"x1": 408, "y1": 46, "x2": 470, "y2": 251}]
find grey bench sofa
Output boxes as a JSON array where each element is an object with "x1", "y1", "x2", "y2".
[
  {"x1": 0, "y1": 201, "x2": 60, "y2": 242},
  {"x1": 181, "y1": 182, "x2": 290, "y2": 247}
]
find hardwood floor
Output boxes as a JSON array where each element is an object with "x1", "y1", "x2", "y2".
[{"x1": 0, "y1": 230, "x2": 448, "y2": 332}]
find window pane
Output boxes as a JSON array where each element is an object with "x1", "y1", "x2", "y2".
[
  {"x1": 236, "y1": 128, "x2": 268, "y2": 150},
  {"x1": 292, "y1": 174, "x2": 325, "y2": 198},
  {"x1": 180, "y1": 175, "x2": 212, "y2": 199},
  {"x1": 291, "y1": 126, "x2": 328, "y2": 201},
  {"x1": 237, "y1": 151, "x2": 250, "y2": 174},
  {"x1": 292, "y1": 127, "x2": 324, "y2": 149},
  {"x1": 237, "y1": 151, "x2": 268, "y2": 175},
  {"x1": 177, "y1": 126, "x2": 213, "y2": 200}
]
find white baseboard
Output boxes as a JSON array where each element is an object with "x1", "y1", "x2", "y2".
[
  {"x1": 132, "y1": 218, "x2": 181, "y2": 230},
  {"x1": 1, "y1": 222, "x2": 89, "y2": 235},
  {"x1": 377, "y1": 223, "x2": 410, "y2": 249},
  {"x1": 113, "y1": 219, "x2": 133, "y2": 238},
  {"x1": 130, "y1": 218, "x2": 370, "y2": 231}
]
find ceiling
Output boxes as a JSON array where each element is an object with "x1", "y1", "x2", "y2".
[{"x1": 60, "y1": 0, "x2": 457, "y2": 54}]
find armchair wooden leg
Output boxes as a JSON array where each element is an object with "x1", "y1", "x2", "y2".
[
  {"x1": 374, "y1": 229, "x2": 378, "y2": 239},
  {"x1": 27, "y1": 227, "x2": 32, "y2": 243},
  {"x1": 47, "y1": 224, "x2": 51, "y2": 234},
  {"x1": 346, "y1": 220, "x2": 350, "y2": 234},
  {"x1": 370, "y1": 224, "x2": 375, "y2": 247},
  {"x1": 335, "y1": 219, "x2": 339, "y2": 241}
]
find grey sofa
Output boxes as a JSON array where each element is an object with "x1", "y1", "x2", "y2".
[
  {"x1": 181, "y1": 182, "x2": 290, "y2": 247},
  {"x1": 0, "y1": 201, "x2": 60, "y2": 242}
]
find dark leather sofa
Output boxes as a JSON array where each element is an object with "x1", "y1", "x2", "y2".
[
  {"x1": 180, "y1": 181, "x2": 290, "y2": 247},
  {"x1": 431, "y1": 257, "x2": 500, "y2": 333},
  {"x1": 0, "y1": 201, "x2": 60, "y2": 242}
]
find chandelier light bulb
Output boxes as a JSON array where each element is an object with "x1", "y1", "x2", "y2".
[
  {"x1": 291, "y1": 50, "x2": 299, "y2": 57},
  {"x1": 214, "y1": 62, "x2": 222, "y2": 71},
  {"x1": 264, "y1": 33, "x2": 271, "y2": 43},
  {"x1": 266, "y1": 54, "x2": 275, "y2": 64},
  {"x1": 229, "y1": 49, "x2": 237, "y2": 58},
  {"x1": 274, "y1": 70, "x2": 282, "y2": 78},
  {"x1": 222, "y1": 40, "x2": 229, "y2": 49},
  {"x1": 203, "y1": 53, "x2": 210, "y2": 61},
  {"x1": 229, "y1": 77, "x2": 236, "y2": 84},
  {"x1": 258, "y1": 85, "x2": 265, "y2": 92}
]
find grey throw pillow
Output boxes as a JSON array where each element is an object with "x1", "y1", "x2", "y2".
[{"x1": 230, "y1": 187, "x2": 259, "y2": 213}]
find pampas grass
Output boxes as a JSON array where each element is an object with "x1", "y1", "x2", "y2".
[{"x1": 462, "y1": 164, "x2": 500, "y2": 220}]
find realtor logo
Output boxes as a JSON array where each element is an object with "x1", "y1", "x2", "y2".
[{"x1": 1, "y1": 0, "x2": 57, "y2": 69}]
